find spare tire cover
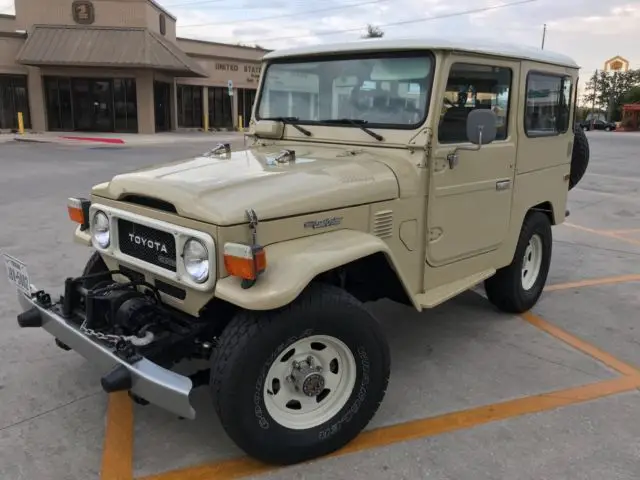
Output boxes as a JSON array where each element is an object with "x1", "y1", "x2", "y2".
[{"x1": 569, "y1": 123, "x2": 590, "y2": 190}]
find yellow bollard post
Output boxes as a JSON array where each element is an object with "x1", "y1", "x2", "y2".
[
  {"x1": 17, "y1": 112, "x2": 24, "y2": 135},
  {"x1": 203, "y1": 112, "x2": 209, "y2": 132},
  {"x1": 238, "y1": 115, "x2": 243, "y2": 132}
]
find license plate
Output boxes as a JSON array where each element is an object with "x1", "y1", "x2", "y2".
[{"x1": 3, "y1": 254, "x2": 31, "y2": 295}]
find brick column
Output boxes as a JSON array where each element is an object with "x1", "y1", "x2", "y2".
[
  {"x1": 136, "y1": 71, "x2": 155, "y2": 134},
  {"x1": 26, "y1": 66, "x2": 46, "y2": 132}
]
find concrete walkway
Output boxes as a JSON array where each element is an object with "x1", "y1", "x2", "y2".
[{"x1": 10, "y1": 130, "x2": 246, "y2": 146}]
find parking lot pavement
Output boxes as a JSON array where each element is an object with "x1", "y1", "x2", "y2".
[{"x1": 1, "y1": 132, "x2": 639, "y2": 480}]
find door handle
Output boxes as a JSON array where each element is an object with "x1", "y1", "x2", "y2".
[{"x1": 496, "y1": 180, "x2": 511, "y2": 191}]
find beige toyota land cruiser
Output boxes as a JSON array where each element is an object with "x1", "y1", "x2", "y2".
[{"x1": 8, "y1": 37, "x2": 589, "y2": 465}]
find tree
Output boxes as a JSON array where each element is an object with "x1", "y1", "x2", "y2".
[
  {"x1": 583, "y1": 69, "x2": 640, "y2": 121},
  {"x1": 622, "y1": 86, "x2": 640, "y2": 104},
  {"x1": 362, "y1": 24, "x2": 384, "y2": 38}
]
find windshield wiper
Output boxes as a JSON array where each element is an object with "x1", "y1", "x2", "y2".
[
  {"x1": 262, "y1": 116, "x2": 312, "y2": 137},
  {"x1": 320, "y1": 118, "x2": 384, "y2": 141}
]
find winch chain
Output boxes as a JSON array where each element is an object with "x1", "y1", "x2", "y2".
[
  {"x1": 80, "y1": 323, "x2": 128, "y2": 344},
  {"x1": 80, "y1": 322, "x2": 155, "y2": 346}
]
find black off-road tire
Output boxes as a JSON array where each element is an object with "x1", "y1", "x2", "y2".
[
  {"x1": 569, "y1": 123, "x2": 590, "y2": 190},
  {"x1": 209, "y1": 282, "x2": 391, "y2": 465},
  {"x1": 484, "y1": 212, "x2": 552, "y2": 313}
]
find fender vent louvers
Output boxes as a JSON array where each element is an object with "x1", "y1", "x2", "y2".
[{"x1": 373, "y1": 210, "x2": 394, "y2": 239}]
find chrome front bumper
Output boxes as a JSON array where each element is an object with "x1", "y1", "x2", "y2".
[{"x1": 18, "y1": 286, "x2": 196, "y2": 419}]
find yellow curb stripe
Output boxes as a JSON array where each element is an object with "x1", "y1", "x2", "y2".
[
  {"x1": 101, "y1": 392, "x2": 134, "y2": 480},
  {"x1": 521, "y1": 311, "x2": 640, "y2": 377},
  {"x1": 137, "y1": 376, "x2": 640, "y2": 480},
  {"x1": 545, "y1": 274, "x2": 640, "y2": 292}
]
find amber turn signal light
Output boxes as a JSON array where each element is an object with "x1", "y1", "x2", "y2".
[
  {"x1": 223, "y1": 242, "x2": 267, "y2": 283},
  {"x1": 67, "y1": 197, "x2": 91, "y2": 230}
]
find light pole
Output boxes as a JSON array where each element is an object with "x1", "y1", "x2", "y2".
[{"x1": 541, "y1": 24, "x2": 547, "y2": 49}]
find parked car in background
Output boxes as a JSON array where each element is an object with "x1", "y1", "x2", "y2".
[{"x1": 580, "y1": 119, "x2": 617, "y2": 131}]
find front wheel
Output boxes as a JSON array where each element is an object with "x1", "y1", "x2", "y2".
[
  {"x1": 209, "y1": 283, "x2": 391, "y2": 465},
  {"x1": 484, "y1": 211, "x2": 552, "y2": 313}
]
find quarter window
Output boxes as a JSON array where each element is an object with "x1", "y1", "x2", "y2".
[
  {"x1": 438, "y1": 63, "x2": 512, "y2": 144},
  {"x1": 525, "y1": 73, "x2": 572, "y2": 136}
]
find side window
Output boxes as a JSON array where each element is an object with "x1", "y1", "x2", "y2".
[
  {"x1": 438, "y1": 63, "x2": 512, "y2": 144},
  {"x1": 525, "y1": 73, "x2": 572, "y2": 137}
]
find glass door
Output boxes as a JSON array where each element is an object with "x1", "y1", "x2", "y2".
[
  {"x1": 154, "y1": 81, "x2": 171, "y2": 132},
  {"x1": 71, "y1": 78, "x2": 114, "y2": 131},
  {"x1": 92, "y1": 79, "x2": 114, "y2": 131}
]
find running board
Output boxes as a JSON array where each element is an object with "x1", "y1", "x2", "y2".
[{"x1": 416, "y1": 269, "x2": 496, "y2": 308}]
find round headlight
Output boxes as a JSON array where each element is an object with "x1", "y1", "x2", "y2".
[
  {"x1": 183, "y1": 239, "x2": 209, "y2": 283},
  {"x1": 92, "y1": 211, "x2": 110, "y2": 248}
]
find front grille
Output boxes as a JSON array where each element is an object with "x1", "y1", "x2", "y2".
[{"x1": 117, "y1": 219, "x2": 177, "y2": 272}]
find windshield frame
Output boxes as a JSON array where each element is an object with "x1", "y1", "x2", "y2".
[{"x1": 254, "y1": 49, "x2": 436, "y2": 132}]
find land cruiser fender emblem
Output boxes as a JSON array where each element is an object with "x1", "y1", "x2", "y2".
[{"x1": 304, "y1": 217, "x2": 343, "y2": 229}]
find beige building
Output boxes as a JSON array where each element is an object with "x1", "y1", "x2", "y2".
[{"x1": 0, "y1": 0, "x2": 269, "y2": 133}]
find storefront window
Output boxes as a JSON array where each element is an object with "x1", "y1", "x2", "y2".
[
  {"x1": 44, "y1": 76, "x2": 137, "y2": 132},
  {"x1": 0, "y1": 75, "x2": 31, "y2": 130},
  {"x1": 177, "y1": 84, "x2": 203, "y2": 128},
  {"x1": 237, "y1": 88, "x2": 256, "y2": 128},
  {"x1": 208, "y1": 87, "x2": 232, "y2": 128}
]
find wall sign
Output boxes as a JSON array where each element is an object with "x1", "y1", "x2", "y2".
[{"x1": 72, "y1": 0, "x2": 95, "y2": 25}]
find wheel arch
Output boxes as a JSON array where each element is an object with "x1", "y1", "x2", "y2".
[
  {"x1": 529, "y1": 201, "x2": 556, "y2": 225},
  {"x1": 214, "y1": 230, "x2": 419, "y2": 312}
]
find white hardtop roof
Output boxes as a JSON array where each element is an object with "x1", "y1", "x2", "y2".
[{"x1": 263, "y1": 36, "x2": 579, "y2": 69}]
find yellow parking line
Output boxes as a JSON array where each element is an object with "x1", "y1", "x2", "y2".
[
  {"x1": 521, "y1": 311, "x2": 640, "y2": 377},
  {"x1": 606, "y1": 229, "x2": 640, "y2": 235},
  {"x1": 545, "y1": 274, "x2": 640, "y2": 292},
  {"x1": 137, "y1": 375, "x2": 640, "y2": 480},
  {"x1": 101, "y1": 392, "x2": 134, "y2": 480},
  {"x1": 564, "y1": 222, "x2": 640, "y2": 247}
]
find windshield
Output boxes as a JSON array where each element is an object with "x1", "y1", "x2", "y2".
[{"x1": 256, "y1": 52, "x2": 433, "y2": 128}]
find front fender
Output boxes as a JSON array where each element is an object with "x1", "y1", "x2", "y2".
[
  {"x1": 214, "y1": 229, "x2": 418, "y2": 311},
  {"x1": 74, "y1": 225, "x2": 92, "y2": 246}
]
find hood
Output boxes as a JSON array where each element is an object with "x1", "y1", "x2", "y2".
[{"x1": 92, "y1": 145, "x2": 400, "y2": 225}]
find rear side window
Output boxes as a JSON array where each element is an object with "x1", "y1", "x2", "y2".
[{"x1": 524, "y1": 73, "x2": 572, "y2": 137}]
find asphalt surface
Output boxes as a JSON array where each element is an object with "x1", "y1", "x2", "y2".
[{"x1": 1, "y1": 132, "x2": 639, "y2": 480}]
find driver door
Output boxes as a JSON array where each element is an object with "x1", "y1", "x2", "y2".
[{"x1": 425, "y1": 57, "x2": 519, "y2": 267}]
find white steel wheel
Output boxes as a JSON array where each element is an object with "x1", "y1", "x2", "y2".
[
  {"x1": 263, "y1": 334, "x2": 357, "y2": 430},
  {"x1": 521, "y1": 233, "x2": 543, "y2": 291}
]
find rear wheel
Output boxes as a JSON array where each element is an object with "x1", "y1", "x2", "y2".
[
  {"x1": 484, "y1": 212, "x2": 552, "y2": 313},
  {"x1": 209, "y1": 283, "x2": 391, "y2": 465}
]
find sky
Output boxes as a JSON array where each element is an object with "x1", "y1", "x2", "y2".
[{"x1": 1, "y1": 0, "x2": 638, "y2": 100}]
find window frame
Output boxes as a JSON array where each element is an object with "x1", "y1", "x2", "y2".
[
  {"x1": 254, "y1": 49, "x2": 437, "y2": 131},
  {"x1": 524, "y1": 70, "x2": 573, "y2": 138},
  {"x1": 437, "y1": 61, "x2": 514, "y2": 145}
]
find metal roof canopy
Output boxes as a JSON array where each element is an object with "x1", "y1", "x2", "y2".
[
  {"x1": 15, "y1": 25, "x2": 208, "y2": 77},
  {"x1": 263, "y1": 36, "x2": 580, "y2": 69}
]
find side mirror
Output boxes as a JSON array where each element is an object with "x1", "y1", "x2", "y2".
[
  {"x1": 447, "y1": 109, "x2": 498, "y2": 169},
  {"x1": 466, "y1": 109, "x2": 498, "y2": 145}
]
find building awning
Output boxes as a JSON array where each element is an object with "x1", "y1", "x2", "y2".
[{"x1": 15, "y1": 25, "x2": 208, "y2": 77}]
